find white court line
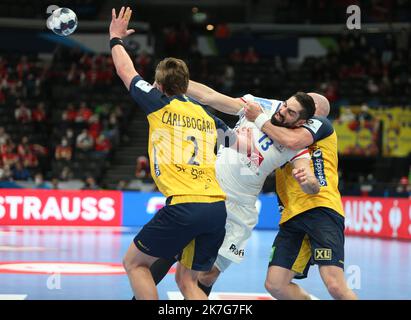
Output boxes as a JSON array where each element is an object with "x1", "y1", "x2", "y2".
[{"x1": 0, "y1": 294, "x2": 27, "y2": 300}]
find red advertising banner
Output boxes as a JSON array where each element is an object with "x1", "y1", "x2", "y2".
[
  {"x1": 0, "y1": 189, "x2": 122, "y2": 226},
  {"x1": 343, "y1": 196, "x2": 410, "y2": 240}
]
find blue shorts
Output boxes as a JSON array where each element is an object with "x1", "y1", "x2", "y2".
[
  {"x1": 268, "y1": 207, "x2": 345, "y2": 279},
  {"x1": 134, "y1": 197, "x2": 227, "y2": 271}
]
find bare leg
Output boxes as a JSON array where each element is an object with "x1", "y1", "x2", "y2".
[
  {"x1": 265, "y1": 265, "x2": 312, "y2": 300},
  {"x1": 175, "y1": 263, "x2": 208, "y2": 300},
  {"x1": 123, "y1": 242, "x2": 159, "y2": 300},
  {"x1": 199, "y1": 265, "x2": 221, "y2": 287},
  {"x1": 319, "y1": 265, "x2": 358, "y2": 300}
]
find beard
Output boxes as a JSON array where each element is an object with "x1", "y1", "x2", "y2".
[
  {"x1": 270, "y1": 111, "x2": 299, "y2": 128},
  {"x1": 271, "y1": 111, "x2": 290, "y2": 128}
]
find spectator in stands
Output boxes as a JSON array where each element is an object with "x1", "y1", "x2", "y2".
[
  {"x1": 76, "y1": 102, "x2": 93, "y2": 129},
  {"x1": 94, "y1": 133, "x2": 111, "y2": 157},
  {"x1": 221, "y1": 65, "x2": 235, "y2": 93},
  {"x1": 243, "y1": 46, "x2": 259, "y2": 64},
  {"x1": 0, "y1": 126, "x2": 10, "y2": 145},
  {"x1": 215, "y1": 23, "x2": 230, "y2": 39},
  {"x1": 230, "y1": 48, "x2": 243, "y2": 63},
  {"x1": 51, "y1": 177, "x2": 59, "y2": 190},
  {"x1": 12, "y1": 161, "x2": 31, "y2": 181},
  {"x1": 14, "y1": 102, "x2": 31, "y2": 123},
  {"x1": 135, "y1": 155, "x2": 150, "y2": 179},
  {"x1": 32, "y1": 102, "x2": 47, "y2": 122},
  {"x1": 62, "y1": 103, "x2": 78, "y2": 127},
  {"x1": 34, "y1": 172, "x2": 49, "y2": 189},
  {"x1": 59, "y1": 166, "x2": 74, "y2": 181},
  {"x1": 82, "y1": 175, "x2": 100, "y2": 190},
  {"x1": 55, "y1": 138, "x2": 73, "y2": 162},
  {"x1": 116, "y1": 179, "x2": 129, "y2": 190},
  {"x1": 0, "y1": 164, "x2": 12, "y2": 181},
  {"x1": 63, "y1": 128, "x2": 76, "y2": 148},
  {"x1": 67, "y1": 62, "x2": 79, "y2": 84},
  {"x1": 393, "y1": 176, "x2": 410, "y2": 197},
  {"x1": 76, "y1": 129, "x2": 94, "y2": 154},
  {"x1": 88, "y1": 114, "x2": 102, "y2": 140},
  {"x1": 18, "y1": 137, "x2": 39, "y2": 169},
  {"x1": 16, "y1": 55, "x2": 31, "y2": 80},
  {"x1": 135, "y1": 50, "x2": 152, "y2": 78},
  {"x1": 1, "y1": 138, "x2": 19, "y2": 167}
]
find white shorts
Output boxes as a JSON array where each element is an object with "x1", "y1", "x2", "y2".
[{"x1": 216, "y1": 199, "x2": 258, "y2": 271}]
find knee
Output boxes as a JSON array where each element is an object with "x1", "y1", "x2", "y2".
[
  {"x1": 122, "y1": 255, "x2": 134, "y2": 273},
  {"x1": 264, "y1": 277, "x2": 284, "y2": 297},
  {"x1": 324, "y1": 278, "x2": 345, "y2": 299}
]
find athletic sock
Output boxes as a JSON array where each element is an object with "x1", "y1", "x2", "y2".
[
  {"x1": 131, "y1": 257, "x2": 176, "y2": 300},
  {"x1": 198, "y1": 281, "x2": 213, "y2": 297}
]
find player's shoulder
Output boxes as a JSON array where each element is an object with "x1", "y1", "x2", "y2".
[
  {"x1": 304, "y1": 116, "x2": 334, "y2": 131},
  {"x1": 302, "y1": 116, "x2": 334, "y2": 141}
]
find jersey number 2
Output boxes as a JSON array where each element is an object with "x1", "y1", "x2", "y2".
[{"x1": 187, "y1": 136, "x2": 200, "y2": 166}]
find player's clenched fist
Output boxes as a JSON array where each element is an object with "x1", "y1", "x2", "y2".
[{"x1": 292, "y1": 167, "x2": 309, "y2": 185}]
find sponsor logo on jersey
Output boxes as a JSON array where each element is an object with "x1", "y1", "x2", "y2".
[
  {"x1": 153, "y1": 146, "x2": 161, "y2": 176},
  {"x1": 254, "y1": 97, "x2": 274, "y2": 110},
  {"x1": 314, "y1": 248, "x2": 332, "y2": 260},
  {"x1": 229, "y1": 243, "x2": 244, "y2": 257},
  {"x1": 135, "y1": 79, "x2": 154, "y2": 93},
  {"x1": 311, "y1": 148, "x2": 327, "y2": 186},
  {"x1": 304, "y1": 118, "x2": 323, "y2": 134}
]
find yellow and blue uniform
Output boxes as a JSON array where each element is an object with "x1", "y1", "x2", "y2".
[
  {"x1": 269, "y1": 116, "x2": 346, "y2": 278},
  {"x1": 129, "y1": 75, "x2": 228, "y2": 271}
]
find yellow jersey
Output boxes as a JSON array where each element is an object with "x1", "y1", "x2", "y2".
[
  {"x1": 130, "y1": 75, "x2": 226, "y2": 200},
  {"x1": 276, "y1": 117, "x2": 344, "y2": 224}
]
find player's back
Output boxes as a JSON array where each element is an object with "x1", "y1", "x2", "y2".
[
  {"x1": 129, "y1": 75, "x2": 225, "y2": 199},
  {"x1": 276, "y1": 116, "x2": 344, "y2": 224}
]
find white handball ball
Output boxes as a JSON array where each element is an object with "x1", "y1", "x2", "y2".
[{"x1": 48, "y1": 8, "x2": 78, "y2": 36}]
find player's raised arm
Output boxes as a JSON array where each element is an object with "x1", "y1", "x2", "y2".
[
  {"x1": 187, "y1": 80, "x2": 244, "y2": 115},
  {"x1": 244, "y1": 101, "x2": 314, "y2": 150},
  {"x1": 109, "y1": 7, "x2": 138, "y2": 90}
]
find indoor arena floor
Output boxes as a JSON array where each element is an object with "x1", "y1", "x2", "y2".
[{"x1": 0, "y1": 226, "x2": 410, "y2": 300}]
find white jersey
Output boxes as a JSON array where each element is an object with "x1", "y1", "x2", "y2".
[{"x1": 216, "y1": 94, "x2": 309, "y2": 206}]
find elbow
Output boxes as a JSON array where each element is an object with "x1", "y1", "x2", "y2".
[
  {"x1": 308, "y1": 182, "x2": 320, "y2": 194},
  {"x1": 309, "y1": 186, "x2": 320, "y2": 195},
  {"x1": 116, "y1": 66, "x2": 127, "y2": 79}
]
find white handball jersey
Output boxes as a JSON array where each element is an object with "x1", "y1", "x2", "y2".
[{"x1": 215, "y1": 94, "x2": 309, "y2": 205}]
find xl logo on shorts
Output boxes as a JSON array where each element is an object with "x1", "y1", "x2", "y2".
[
  {"x1": 229, "y1": 244, "x2": 244, "y2": 257},
  {"x1": 314, "y1": 248, "x2": 332, "y2": 260}
]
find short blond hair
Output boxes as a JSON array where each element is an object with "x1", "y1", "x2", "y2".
[{"x1": 155, "y1": 57, "x2": 189, "y2": 96}]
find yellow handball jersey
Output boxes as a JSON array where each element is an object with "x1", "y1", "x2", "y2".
[
  {"x1": 129, "y1": 76, "x2": 230, "y2": 200},
  {"x1": 276, "y1": 116, "x2": 344, "y2": 224}
]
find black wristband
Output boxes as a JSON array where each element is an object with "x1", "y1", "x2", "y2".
[{"x1": 110, "y1": 37, "x2": 124, "y2": 49}]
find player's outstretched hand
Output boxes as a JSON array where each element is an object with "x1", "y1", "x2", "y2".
[
  {"x1": 110, "y1": 6, "x2": 135, "y2": 39},
  {"x1": 244, "y1": 101, "x2": 263, "y2": 122}
]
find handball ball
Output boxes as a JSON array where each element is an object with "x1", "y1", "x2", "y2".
[{"x1": 48, "y1": 8, "x2": 78, "y2": 36}]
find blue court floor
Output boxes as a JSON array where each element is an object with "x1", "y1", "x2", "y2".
[{"x1": 0, "y1": 226, "x2": 410, "y2": 300}]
